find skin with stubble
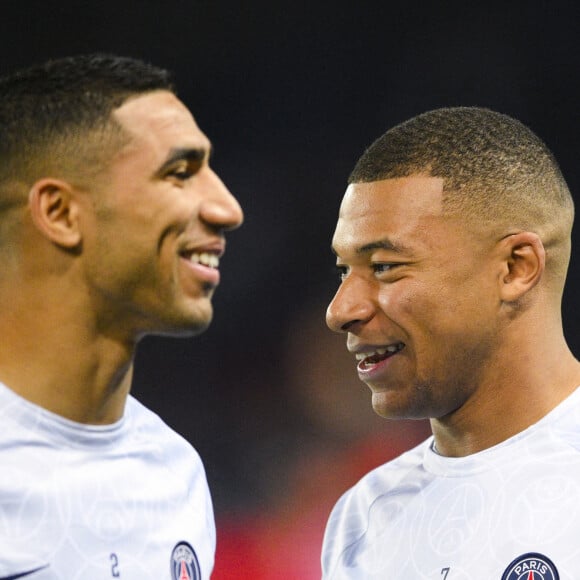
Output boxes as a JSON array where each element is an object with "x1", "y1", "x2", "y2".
[
  {"x1": 77, "y1": 91, "x2": 242, "y2": 338},
  {"x1": 0, "y1": 90, "x2": 243, "y2": 425},
  {"x1": 326, "y1": 174, "x2": 580, "y2": 458}
]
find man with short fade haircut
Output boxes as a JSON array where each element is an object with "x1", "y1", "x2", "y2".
[
  {"x1": 322, "y1": 107, "x2": 580, "y2": 578},
  {"x1": 0, "y1": 54, "x2": 243, "y2": 579}
]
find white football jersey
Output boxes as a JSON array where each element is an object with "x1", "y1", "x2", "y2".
[
  {"x1": 322, "y1": 386, "x2": 580, "y2": 579},
  {"x1": 0, "y1": 381, "x2": 215, "y2": 580}
]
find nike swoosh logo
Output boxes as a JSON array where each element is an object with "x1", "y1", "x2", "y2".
[{"x1": 0, "y1": 565, "x2": 50, "y2": 579}]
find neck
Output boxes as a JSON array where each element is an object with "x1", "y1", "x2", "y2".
[
  {"x1": 430, "y1": 330, "x2": 580, "y2": 457},
  {"x1": 0, "y1": 287, "x2": 138, "y2": 425}
]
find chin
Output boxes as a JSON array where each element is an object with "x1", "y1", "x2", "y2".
[
  {"x1": 152, "y1": 319, "x2": 212, "y2": 338},
  {"x1": 371, "y1": 393, "x2": 424, "y2": 421},
  {"x1": 148, "y1": 305, "x2": 214, "y2": 338},
  {"x1": 180, "y1": 308, "x2": 214, "y2": 334},
  {"x1": 180, "y1": 296, "x2": 214, "y2": 327}
]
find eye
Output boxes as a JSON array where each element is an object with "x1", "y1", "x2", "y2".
[
  {"x1": 372, "y1": 263, "x2": 400, "y2": 278},
  {"x1": 168, "y1": 166, "x2": 193, "y2": 181},
  {"x1": 335, "y1": 264, "x2": 349, "y2": 281},
  {"x1": 373, "y1": 263, "x2": 392, "y2": 273},
  {"x1": 166, "y1": 160, "x2": 201, "y2": 182},
  {"x1": 170, "y1": 168, "x2": 192, "y2": 180}
]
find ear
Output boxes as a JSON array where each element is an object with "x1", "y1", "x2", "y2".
[
  {"x1": 498, "y1": 231, "x2": 545, "y2": 303},
  {"x1": 28, "y1": 178, "x2": 82, "y2": 249}
]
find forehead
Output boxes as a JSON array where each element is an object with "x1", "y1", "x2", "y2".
[
  {"x1": 332, "y1": 175, "x2": 447, "y2": 256},
  {"x1": 111, "y1": 90, "x2": 211, "y2": 163}
]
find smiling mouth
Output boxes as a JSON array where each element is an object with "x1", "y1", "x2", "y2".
[
  {"x1": 189, "y1": 252, "x2": 219, "y2": 268},
  {"x1": 182, "y1": 251, "x2": 220, "y2": 268},
  {"x1": 355, "y1": 343, "x2": 405, "y2": 368},
  {"x1": 178, "y1": 249, "x2": 222, "y2": 293}
]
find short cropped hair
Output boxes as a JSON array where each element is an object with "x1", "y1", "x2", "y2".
[
  {"x1": 349, "y1": 107, "x2": 573, "y2": 232},
  {"x1": 0, "y1": 53, "x2": 174, "y2": 209}
]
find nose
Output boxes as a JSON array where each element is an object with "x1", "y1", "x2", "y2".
[
  {"x1": 200, "y1": 168, "x2": 244, "y2": 231},
  {"x1": 326, "y1": 275, "x2": 375, "y2": 333}
]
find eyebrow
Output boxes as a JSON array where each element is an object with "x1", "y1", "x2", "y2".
[
  {"x1": 331, "y1": 238, "x2": 412, "y2": 257},
  {"x1": 357, "y1": 239, "x2": 410, "y2": 254}
]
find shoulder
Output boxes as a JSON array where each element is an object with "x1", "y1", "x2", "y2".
[
  {"x1": 321, "y1": 437, "x2": 431, "y2": 577},
  {"x1": 125, "y1": 396, "x2": 214, "y2": 530},
  {"x1": 535, "y1": 386, "x2": 580, "y2": 454},
  {"x1": 125, "y1": 396, "x2": 207, "y2": 482}
]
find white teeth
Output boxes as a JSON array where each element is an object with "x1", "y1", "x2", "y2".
[
  {"x1": 355, "y1": 345, "x2": 402, "y2": 361},
  {"x1": 189, "y1": 252, "x2": 219, "y2": 268}
]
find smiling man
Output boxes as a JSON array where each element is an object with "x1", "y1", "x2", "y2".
[
  {"x1": 322, "y1": 107, "x2": 580, "y2": 578},
  {"x1": 0, "y1": 55, "x2": 243, "y2": 579}
]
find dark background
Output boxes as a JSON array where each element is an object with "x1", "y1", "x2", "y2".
[{"x1": 1, "y1": 1, "x2": 578, "y2": 576}]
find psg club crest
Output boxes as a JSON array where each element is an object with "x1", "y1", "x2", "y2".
[
  {"x1": 170, "y1": 541, "x2": 201, "y2": 580},
  {"x1": 501, "y1": 552, "x2": 559, "y2": 580}
]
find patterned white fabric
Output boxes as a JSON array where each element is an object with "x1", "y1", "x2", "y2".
[
  {"x1": 322, "y1": 386, "x2": 580, "y2": 579},
  {"x1": 0, "y1": 382, "x2": 215, "y2": 579}
]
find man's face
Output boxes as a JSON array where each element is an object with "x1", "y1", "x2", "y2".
[
  {"x1": 326, "y1": 175, "x2": 501, "y2": 420},
  {"x1": 80, "y1": 90, "x2": 243, "y2": 339}
]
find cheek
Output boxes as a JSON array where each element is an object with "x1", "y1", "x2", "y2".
[
  {"x1": 377, "y1": 282, "x2": 439, "y2": 329},
  {"x1": 379, "y1": 280, "x2": 483, "y2": 355}
]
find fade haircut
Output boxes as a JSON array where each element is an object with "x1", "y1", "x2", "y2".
[
  {"x1": 0, "y1": 53, "x2": 174, "y2": 210},
  {"x1": 349, "y1": 106, "x2": 575, "y2": 286},
  {"x1": 349, "y1": 107, "x2": 573, "y2": 234}
]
